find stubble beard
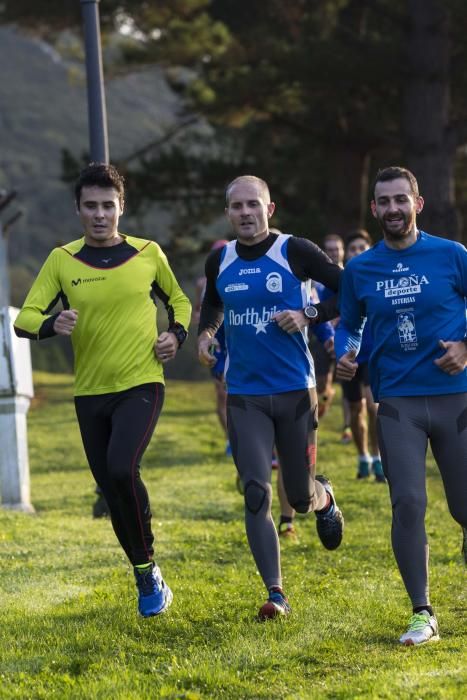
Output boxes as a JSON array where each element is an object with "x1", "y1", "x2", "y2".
[{"x1": 379, "y1": 212, "x2": 416, "y2": 242}]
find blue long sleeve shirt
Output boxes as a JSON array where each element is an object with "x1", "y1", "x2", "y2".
[{"x1": 335, "y1": 231, "x2": 467, "y2": 401}]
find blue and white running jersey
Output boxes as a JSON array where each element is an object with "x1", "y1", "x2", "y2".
[{"x1": 217, "y1": 234, "x2": 315, "y2": 395}]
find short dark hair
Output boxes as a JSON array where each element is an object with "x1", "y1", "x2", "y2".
[
  {"x1": 373, "y1": 166, "x2": 419, "y2": 198},
  {"x1": 75, "y1": 163, "x2": 125, "y2": 209},
  {"x1": 345, "y1": 228, "x2": 373, "y2": 249}
]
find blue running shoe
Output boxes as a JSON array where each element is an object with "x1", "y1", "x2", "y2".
[
  {"x1": 225, "y1": 441, "x2": 232, "y2": 457},
  {"x1": 315, "y1": 475, "x2": 344, "y2": 550},
  {"x1": 357, "y1": 457, "x2": 371, "y2": 479},
  {"x1": 371, "y1": 457, "x2": 386, "y2": 483},
  {"x1": 258, "y1": 587, "x2": 291, "y2": 620},
  {"x1": 134, "y1": 563, "x2": 173, "y2": 617}
]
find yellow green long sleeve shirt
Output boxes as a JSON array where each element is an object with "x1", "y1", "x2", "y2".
[{"x1": 14, "y1": 234, "x2": 192, "y2": 396}]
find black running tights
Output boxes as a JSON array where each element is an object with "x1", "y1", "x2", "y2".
[{"x1": 75, "y1": 383, "x2": 164, "y2": 566}]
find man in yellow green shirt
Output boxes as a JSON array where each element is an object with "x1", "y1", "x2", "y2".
[{"x1": 15, "y1": 162, "x2": 191, "y2": 618}]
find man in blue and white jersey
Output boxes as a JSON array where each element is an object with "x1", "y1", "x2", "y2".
[
  {"x1": 198, "y1": 175, "x2": 344, "y2": 620},
  {"x1": 336, "y1": 166, "x2": 467, "y2": 646}
]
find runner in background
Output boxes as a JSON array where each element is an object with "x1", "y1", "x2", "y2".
[{"x1": 342, "y1": 230, "x2": 385, "y2": 482}]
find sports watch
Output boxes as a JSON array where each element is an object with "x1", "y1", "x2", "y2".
[
  {"x1": 168, "y1": 322, "x2": 188, "y2": 347},
  {"x1": 303, "y1": 305, "x2": 319, "y2": 321}
]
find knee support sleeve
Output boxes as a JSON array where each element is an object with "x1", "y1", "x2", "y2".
[{"x1": 244, "y1": 480, "x2": 269, "y2": 515}]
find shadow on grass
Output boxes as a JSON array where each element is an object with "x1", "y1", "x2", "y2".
[{"x1": 1, "y1": 598, "x2": 231, "y2": 678}]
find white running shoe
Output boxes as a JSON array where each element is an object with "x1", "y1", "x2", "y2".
[{"x1": 399, "y1": 611, "x2": 439, "y2": 646}]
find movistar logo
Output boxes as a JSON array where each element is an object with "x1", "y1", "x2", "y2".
[{"x1": 71, "y1": 276, "x2": 106, "y2": 286}]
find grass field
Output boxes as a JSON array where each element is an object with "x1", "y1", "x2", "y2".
[{"x1": 0, "y1": 372, "x2": 466, "y2": 699}]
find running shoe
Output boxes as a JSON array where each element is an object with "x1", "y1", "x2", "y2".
[
  {"x1": 258, "y1": 588, "x2": 291, "y2": 620},
  {"x1": 357, "y1": 457, "x2": 371, "y2": 479},
  {"x1": 278, "y1": 523, "x2": 298, "y2": 541},
  {"x1": 372, "y1": 457, "x2": 386, "y2": 483},
  {"x1": 315, "y1": 475, "x2": 344, "y2": 550},
  {"x1": 92, "y1": 492, "x2": 110, "y2": 518},
  {"x1": 340, "y1": 426, "x2": 352, "y2": 445},
  {"x1": 462, "y1": 526, "x2": 467, "y2": 565},
  {"x1": 134, "y1": 563, "x2": 173, "y2": 617},
  {"x1": 399, "y1": 611, "x2": 439, "y2": 646},
  {"x1": 225, "y1": 441, "x2": 232, "y2": 457}
]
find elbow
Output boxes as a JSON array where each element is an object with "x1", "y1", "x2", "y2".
[{"x1": 14, "y1": 325, "x2": 37, "y2": 340}]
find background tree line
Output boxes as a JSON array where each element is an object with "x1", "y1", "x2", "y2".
[
  {"x1": 3, "y1": 0, "x2": 467, "y2": 243},
  {"x1": 2, "y1": 0, "x2": 467, "y2": 374}
]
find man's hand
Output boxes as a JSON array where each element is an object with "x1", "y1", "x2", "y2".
[
  {"x1": 198, "y1": 332, "x2": 218, "y2": 367},
  {"x1": 273, "y1": 309, "x2": 309, "y2": 334},
  {"x1": 434, "y1": 340, "x2": 467, "y2": 375},
  {"x1": 53, "y1": 309, "x2": 78, "y2": 336},
  {"x1": 155, "y1": 331, "x2": 178, "y2": 364},
  {"x1": 336, "y1": 348, "x2": 358, "y2": 381}
]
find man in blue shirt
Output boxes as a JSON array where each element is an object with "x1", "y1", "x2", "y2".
[
  {"x1": 198, "y1": 175, "x2": 344, "y2": 620},
  {"x1": 336, "y1": 166, "x2": 467, "y2": 645}
]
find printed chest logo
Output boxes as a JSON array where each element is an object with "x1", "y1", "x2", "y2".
[
  {"x1": 393, "y1": 262, "x2": 409, "y2": 273},
  {"x1": 71, "y1": 276, "x2": 107, "y2": 286},
  {"x1": 397, "y1": 310, "x2": 418, "y2": 351},
  {"x1": 239, "y1": 267, "x2": 261, "y2": 276},
  {"x1": 228, "y1": 305, "x2": 279, "y2": 334},
  {"x1": 376, "y1": 274, "x2": 429, "y2": 306},
  {"x1": 266, "y1": 272, "x2": 282, "y2": 293},
  {"x1": 225, "y1": 282, "x2": 249, "y2": 293}
]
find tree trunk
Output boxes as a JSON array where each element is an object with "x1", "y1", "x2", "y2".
[
  {"x1": 324, "y1": 147, "x2": 370, "y2": 236},
  {"x1": 403, "y1": 0, "x2": 461, "y2": 240}
]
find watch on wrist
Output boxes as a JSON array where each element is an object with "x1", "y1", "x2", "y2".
[
  {"x1": 169, "y1": 322, "x2": 188, "y2": 347},
  {"x1": 304, "y1": 305, "x2": 319, "y2": 321}
]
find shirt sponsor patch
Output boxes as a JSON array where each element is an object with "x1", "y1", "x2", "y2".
[
  {"x1": 376, "y1": 274, "x2": 429, "y2": 297},
  {"x1": 225, "y1": 283, "x2": 249, "y2": 292},
  {"x1": 266, "y1": 272, "x2": 282, "y2": 293},
  {"x1": 228, "y1": 305, "x2": 279, "y2": 334}
]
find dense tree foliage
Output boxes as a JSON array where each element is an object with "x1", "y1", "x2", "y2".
[{"x1": 2, "y1": 0, "x2": 467, "y2": 242}]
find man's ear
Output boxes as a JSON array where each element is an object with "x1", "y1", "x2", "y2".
[
  {"x1": 370, "y1": 200, "x2": 377, "y2": 219},
  {"x1": 415, "y1": 196, "x2": 424, "y2": 214},
  {"x1": 267, "y1": 201, "x2": 276, "y2": 218}
]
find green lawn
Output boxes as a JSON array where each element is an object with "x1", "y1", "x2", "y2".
[{"x1": 0, "y1": 373, "x2": 465, "y2": 699}]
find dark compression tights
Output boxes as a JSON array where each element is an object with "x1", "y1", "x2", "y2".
[
  {"x1": 227, "y1": 388, "x2": 328, "y2": 590},
  {"x1": 75, "y1": 383, "x2": 164, "y2": 566},
  {"x1": 377, "y1": 393, "x2": 467, "y2": 609}
]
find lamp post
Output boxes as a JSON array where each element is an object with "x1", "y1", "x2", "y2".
[{"x1": 80, "y1": 0, "x2": 109, "y2": 163}]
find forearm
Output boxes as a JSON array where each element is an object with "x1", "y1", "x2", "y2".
[
  {"x1": 198, "y1": 302, "x2": 224, "y2": 337},
  {"x1": 14, "y1": 308, "x2": 59, "y2": 340},
  {"x1": 315, "y1": 295, "x2": 339, "y2": 324},
  {"x1": 334, "y1": 320, "x2": 364, "y2": 360}
]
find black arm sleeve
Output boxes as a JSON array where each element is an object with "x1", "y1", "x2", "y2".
[
  {"x1": 15, "y1": 313, "x2": 59, "y2": 340},
  {"x1": 198, "y1": 248, "x2": 225, "y2": 335},
  {"x1": 287, "y1": 237, "x2": 342, "y2": 322}
]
